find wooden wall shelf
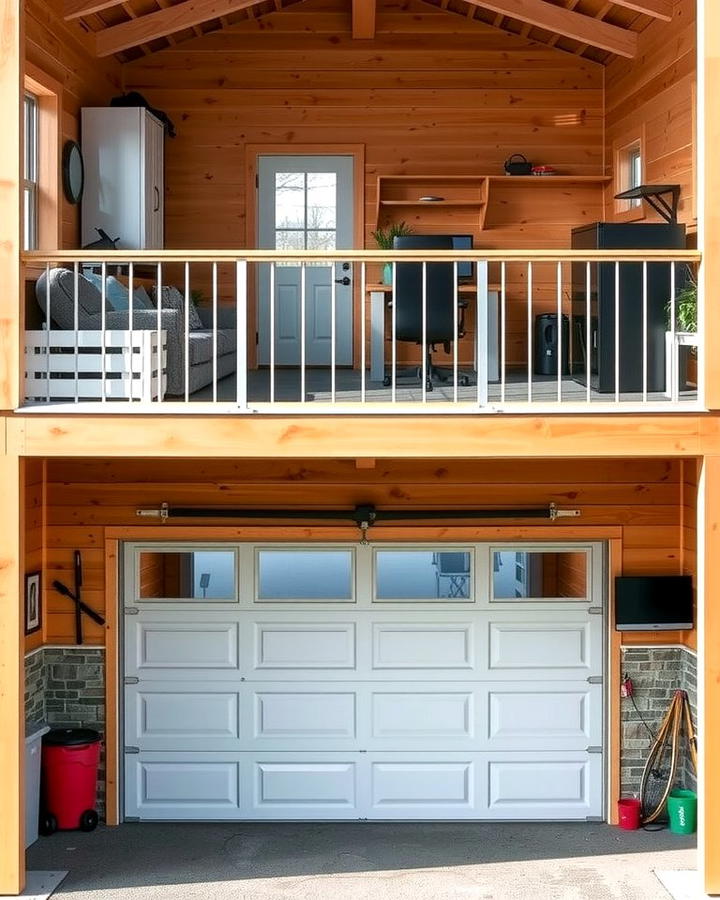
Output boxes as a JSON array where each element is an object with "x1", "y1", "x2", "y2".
[{"x1": 374, "y1": 174, "x2": 611, "y2": 230}]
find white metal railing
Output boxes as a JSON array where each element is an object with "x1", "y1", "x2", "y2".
[{"x1": 20, "y1": 249, "x2": 702, "y2": 414}]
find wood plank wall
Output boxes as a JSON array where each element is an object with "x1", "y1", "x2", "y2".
[
  {"x1": 604, "y1": 0, "x2": 696, "y2": 232},
  {"x1": 124, "y1": 0, "x2": 606, "y2": 365},
  {"x1": 37, "y1": 455, "x2": 695, "y2": 647},
  {"x1": 24, "y1": 0, "x2": 122, "y2": 248},
  {"x1": 23, "y1": 460, "x2": 44, "y2": 653}
]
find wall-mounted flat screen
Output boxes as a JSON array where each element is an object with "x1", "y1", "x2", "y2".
[{"x1": 614, "y1": 575, "x2": 693, "y2": 631}]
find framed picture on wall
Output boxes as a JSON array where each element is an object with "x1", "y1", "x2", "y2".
[{"x1": 25, "y1": 572, "x2": 41, "y2": 635}]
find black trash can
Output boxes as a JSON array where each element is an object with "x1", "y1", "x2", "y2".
[{"x1": 534, "y1": 313, "x2": 570, "y2": 376}]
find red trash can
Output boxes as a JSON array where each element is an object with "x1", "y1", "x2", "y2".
[{"x1": 41, "y1": 728, "x2": 101, "y2": 834}]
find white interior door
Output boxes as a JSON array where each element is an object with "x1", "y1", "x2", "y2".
[
  {"x1": 123, "y1": 542, "x2": 605, "y2": 822},
  {"x1": 257, "y1": 156, "x2": 354, "y2": 366}
]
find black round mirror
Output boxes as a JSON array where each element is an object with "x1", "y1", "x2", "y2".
[{"x1": 62, "y1": 141, "x2": 84, "y2": 204}]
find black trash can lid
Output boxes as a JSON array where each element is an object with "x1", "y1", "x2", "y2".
[{"x1": 43, "y1": 727, "x2": 101, "y2": 746}]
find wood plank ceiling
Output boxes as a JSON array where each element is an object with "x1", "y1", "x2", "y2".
[{"x1": 64, "y1": 0, "x2": 672, "y2": 62}]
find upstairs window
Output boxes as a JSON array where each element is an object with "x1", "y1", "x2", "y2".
[
  {"x1": 23, "y1": 93, "x2": 39, "y2": 250},
  {"x1": 614, "y1": 132, "x2": 645, "y2": 222}
]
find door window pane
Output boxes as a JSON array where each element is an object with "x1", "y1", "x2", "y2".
[
  {"x1": 306, "y1": 173, "x2": 336, "y2": 229},
  {"x1": 492, "y1": 550, "x2": 587, "y2": 599},
  {"x1": 138, "y1": 550, "x2": 237, "y2": 600},
  {"x1": 275, "y1": 230, "x2": 305, "y2": 252},
  {"x1": 257, "y1": 549, "x2": 353, "y2": 601},
  {"x1": 375, "y1": 550, "x2": 472, "y2": 600},
  {"x1": 306, "y1": 230, "x2": 336, "y2": 252},
  {"x1": 275, "y1": 172, "x2": 305, "y2": 228}
]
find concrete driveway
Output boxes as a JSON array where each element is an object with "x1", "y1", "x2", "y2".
[{"x1": 27, "y1": 822, "x2": 696, "y2": 900}]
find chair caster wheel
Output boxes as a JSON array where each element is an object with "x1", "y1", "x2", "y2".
[
  {"x1": 79, "y1": 809, "x2": 99, "y2": 832},
  {"x1": 39, "y1": 812, "x2": 57, "y2": 836},
  {"x1": 382, "y1": 375, "x2": 391, "y2": 387},
  {"x1": 459, "y1": 375, "x2": 470, "y2": 387}
]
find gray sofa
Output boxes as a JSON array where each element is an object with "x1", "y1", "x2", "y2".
[{"x1": 35, "y1": 268, "x2": 237, "y2": 396}]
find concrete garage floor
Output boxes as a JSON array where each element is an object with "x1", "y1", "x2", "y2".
[{"x1": 27, "y1": 822, "x2": 696, "y2": 900}]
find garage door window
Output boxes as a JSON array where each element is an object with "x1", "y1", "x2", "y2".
[
  {"x1": 137, "y1": 549, "x2": 237, "y2": 601},
  {"x1": 256, "y1": 548, "x2": 354, "y2": 601},
  {"x1": 374, "y1": 549, "x2": 473, "y2": 601},
  {"x1": 492, "y1": 550, "x2": 588, "y2": 600}
]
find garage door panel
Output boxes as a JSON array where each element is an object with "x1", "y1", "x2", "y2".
[
  {"x1": 372, "y1": 622, "x2": 474, "y2": 670},
  {"x1": 370, "y1": 761, "x2": 474, "y2": 814},
  {"x1": 254, "y1": 690, "x2": 357, "y2": 741},
  {"x1": 127, "y1": 620, "x2": 239, "y2": 674},
  {"x1": 486, "y1": 754, "x2": 601, "y2": 819},
  {"x1": 488, "y1": 619, "x2": 594, "y2": 675},
  {"x1": 126, "y1": 682, "x2": 241, "y2": 750},
  {"x1": 125, "y1": 756, "x2": 241, "y2": 820},
  {"x1": 252, "y1": 759, "x2": 359, "y2": 818},
  {"x1": 255, "y1": 622, "x2": 356, "y2": 670},
  {"x1": 371, "y1": 690, "x2": 473, "y2": 741},
  {"x1": 487, "y1": 683, "x2": 601, "y2": 750}
]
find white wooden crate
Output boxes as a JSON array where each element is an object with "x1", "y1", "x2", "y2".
[{"x1": 24, "y1": 330, "x2": 167, "y2": 403}]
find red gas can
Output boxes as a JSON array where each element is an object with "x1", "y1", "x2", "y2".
[{"x1": 41, "y1": 728, "x2": 101, "y2": 834}]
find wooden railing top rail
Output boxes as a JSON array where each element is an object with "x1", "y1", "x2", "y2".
[{"x1": 22, "y1": 249, "x2": 702, "y2": 264}]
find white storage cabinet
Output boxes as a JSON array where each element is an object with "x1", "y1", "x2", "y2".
[{"x1": 81, "y1": 107, "x2": 164, "y2": 250}]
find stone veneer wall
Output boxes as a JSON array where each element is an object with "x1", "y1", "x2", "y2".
[
  {"x1": 620, "y1": 646, "x2": 698, "y2": 799},
  {"x1": 24, "y1": 648, "x2": 106, "y2": 818}
]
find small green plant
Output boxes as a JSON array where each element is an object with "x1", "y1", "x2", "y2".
[
  {"x1": 666, "y1": 267, "x2": 697, "y2": 333},
  {"x1": 370, "y1": 221, "x2": 414, "y2": 249}
]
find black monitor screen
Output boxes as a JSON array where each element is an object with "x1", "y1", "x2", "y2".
[
  {"x1": 450, "y1": 235, "x2": 474, "y2": 280},
  {"x1": 614, "y1": 575, "x2": 693, "y2": 631}
]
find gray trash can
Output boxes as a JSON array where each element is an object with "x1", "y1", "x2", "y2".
[{"x1": 25, "y1": 723, "x2": 49, "y2": 847}]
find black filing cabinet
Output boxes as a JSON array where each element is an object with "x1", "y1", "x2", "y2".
[{"x1": 571, "y1": 222, "x2": 686, "y2": 393}]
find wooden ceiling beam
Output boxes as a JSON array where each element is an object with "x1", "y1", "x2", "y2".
[
  {"x1": 609, "y1": 0, "x2": 672, "y2": 21},
  {"x1": 352, "y1": 0, "x2": 376, "y2": 38},
  {"x1": 94, "y1": 0, "x2": 273, "y2": 56},
  {"x1": 457, "y1": 0, "x2": 637, "y2": 57},
  {"x1": 64, "y1": 0, "x2": 124, "y2": 20}
]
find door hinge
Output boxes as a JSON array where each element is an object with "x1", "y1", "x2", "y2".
[
  {"x1": 124, "y1": 816, "x2": 140, "y2": 823},
  {"x1": 586, "y1": 745, "x2": 603, "y2": 754},
  {"x1": 125, "y1": 746, "x2": 140, "y2": 754},
  {"x1": 255, "y1": 173, "x2": 259, "y2": 189},
  {"x1": 587, "y1": 675, "x2": 603, "y2": 684},
  {"x1": 588, "y1": 606, "x2": 603, "y2": 615},
  {"x1": 124, "y1": 606, "x2": 139, "y2": 616},
  {"x1": 124, "y1": 676, "x2": 139, "y2": 685},
  {"x1": 255, "y1": 331, "x2": 259, "y2": 345}
]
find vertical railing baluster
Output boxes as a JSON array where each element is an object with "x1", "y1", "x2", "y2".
[
  {"x1": 360, "y1": 261, "x2": 366, "y2": 404},
  {"x1": 642, "y1": 261, "x2": 648, "y2": 404},
  {"x1": 300, "y1": 261, "x2": 306, "y2": 404},
  {"x1": 527, "y1": 261, "x2": 533, "y2": 403},
  {"x1": 670, "y1": 261, "x2": 677, "y2": 402},
  {"x1": 391, "y1": 260, "x2": 397, "y2": 404},
  {"x1": 236, "y1": 259, "x2": 248, "y2": 410},
  {"x1": 73, "y1": 262, "x2": 79, "y2": 403},
  {"x1": 270, "y1": 262, "x2": 276, "y2": 404},
  {"x1": 614, "y1": 261, "x2": 620, "y2": 403},
  {"x1": 212, "y1": 262, "x2": 218, "y2": 403},
  {"x1": 156, "y1": 262, "x2": 163, "y2": 404},
  {"x1": 421, "y1": 261, "x2": 427, "y2": 403},
  {"x1": 500, "y1": 261, "x2": 506, "y2": 404},
  {"x1": 476, "y1": 259, "x2": 489, "y2": 408},
  {"x1": 44, "y1": 263, "x2": 51, "y2": 403},
  {"x1": 453, "y1": 261, "x2": 459, "y2": 404},
  {"x1": 556, "y1": 260, "x2": 563, "y2": 404},
  {"x1": 184, "y1": 261, "x2": 190, "y2": 402},
  {"x1": 128, "y1": 262, "x2": 134, "y2": 402},
  {"x1": 100, "y1": 261, "x2": 107, "y2": 404},
  {"x1": 331, "y1": 259, "x2": 337, "y2": 404},
  {"x1": 585, "y1": 261, "x2": 591, "y2": 404}
]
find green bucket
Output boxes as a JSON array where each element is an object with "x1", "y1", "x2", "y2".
[{"x1": 667, "y1": 789, "x2": 697, "y2": 835}]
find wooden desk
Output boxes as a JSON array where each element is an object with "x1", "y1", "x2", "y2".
[{"x1": 366, "y1": 265, "x2": 500, "y2": 401}]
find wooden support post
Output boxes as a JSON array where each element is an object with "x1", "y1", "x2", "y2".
[
  {"x1": 0, "y1": 451, "x2": 24, "y2": 895},
  {"x1": 700, "y1": 456, "x2": 720, "y2": 894}
]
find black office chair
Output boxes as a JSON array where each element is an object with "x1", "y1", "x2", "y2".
[{"x1": 384, "y1": 235, "x2": 471, "y2": 391}]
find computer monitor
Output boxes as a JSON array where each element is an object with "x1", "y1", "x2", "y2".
[
  {"x1": 393, "y1": 234, "x2": 474, "y2": 282},
  {"x1": 450, "y1": 235, "x2": 474, "y2": 281}
]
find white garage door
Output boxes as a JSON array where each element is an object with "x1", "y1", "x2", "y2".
[{"x1": 123, "y1": 542, "x2": 605, "y2": 821}]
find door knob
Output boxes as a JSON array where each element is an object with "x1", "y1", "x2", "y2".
[{"x1": 334, "y1": 276, "x2": 351, "y2": 286}]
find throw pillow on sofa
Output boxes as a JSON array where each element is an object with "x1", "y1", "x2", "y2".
[
  {"x1": 82, "y1": 272, "x2": 154, "y2": 311},
  {"x1": 152, "y1": 284, "x2": 204, "y2": 331}
]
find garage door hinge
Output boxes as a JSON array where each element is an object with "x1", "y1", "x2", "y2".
[
  {"x1": 587, "y1": 675, "x2": 603, "y2": 684},
  {"x1": 125, "y1": 746, "x2": 140, "y2": 754},
  {"x1": 586, "y1": 746, "x2": 602, "y2": 754},
  {"x1": 124, "y1": 676, "x2": 139, "y2": 685},
  {"x1": 124, "y1": 606, "x2": 139, "y2": 615},
  {"x1": 588, "y1": 606, "x2": 603, "y2": 615}
]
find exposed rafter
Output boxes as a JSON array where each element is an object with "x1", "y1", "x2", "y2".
[
  {"x1": 352, "y1": 0, "x2": 376, "y2": 38},
  {"x1": 455, "y1": 0, "x2": 637, "y2": 58},
  {"x1": 64, "y1": 0, "x2": 124, "y2": 19},
  {"x1": 609, "y1": 0, "x2": 672, "y2": 20},
  {"x1": 94, "y1": 0, "x2": 275, "y2": 56}
]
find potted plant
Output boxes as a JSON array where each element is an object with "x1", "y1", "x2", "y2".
[
  {"x1": 371, "y1": 222, "x2": 414, "y2": 284},
  {"x1": 666, "y1": 267, "x2": 698, "y2": 390}
]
